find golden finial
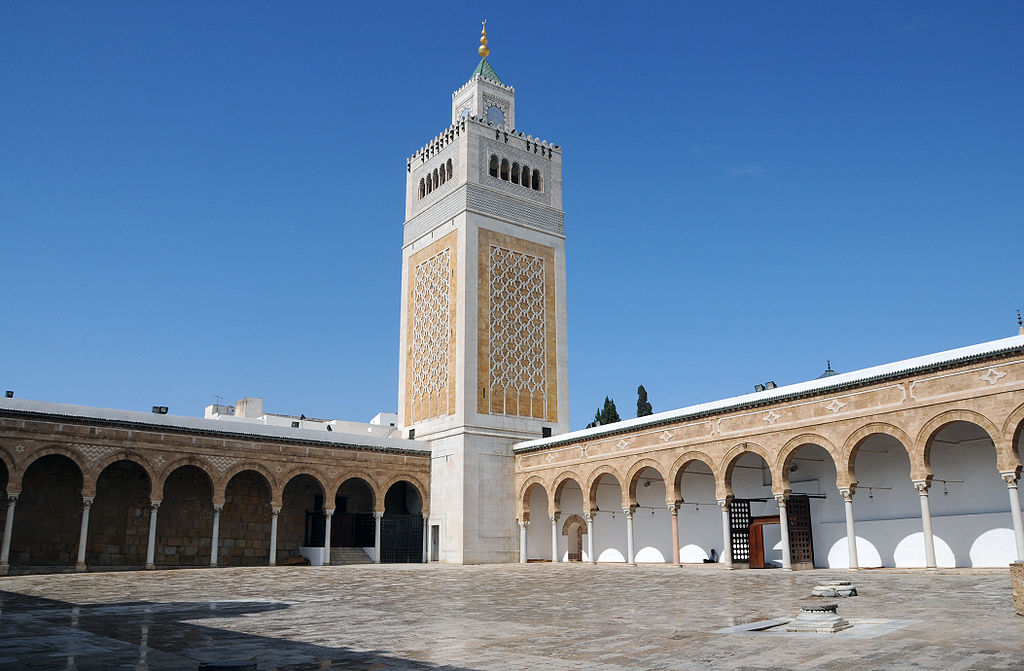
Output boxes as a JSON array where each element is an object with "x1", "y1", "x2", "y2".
[{"x1": 478, "y1": 20, "x2": 490, "y2": 58}]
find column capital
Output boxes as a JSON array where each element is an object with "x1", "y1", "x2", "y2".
[
  {"x1": 82, "y1": 496, "x2": 94, "y2": 509},
  {"x1": 667, "y1": 503, "x2": 679, "y2": 515},
  {"x1": 271, "y1": 506, "x2": 282, "y2": 516},
  {"x1": 839, "y1": 488, "x2": 854, "y2": 503},
  {"x1": 773, "y1": 493, "x2": 789, "y2": 505},
  {"x1": 583, "y1": 511, "x2": 594, "y2": 523},
  {"x1": 622, "y1": 508, "x2": 634, "y2": 520},
  {"x1": 213, "y1": 503, "x2": 224, "y2": 513},
  {"x1": 717, "y1": 498, "x2": 731, "y2": 512},
  {"x1": 149, "y1": 500, "x2": 162, "y2": 511},
  {"x1": 518, "y1": 520, "x2": 528, "y2": 529},
  {"x1": 549, "y1": 512, "x2": 559, "y2": 523},
  {"x1": 373, "y1": 511, "x2": 384, "y2": 519},
  {"x1": 913, "y1": 480, "x2": 930, "y2": 494},
  {"x1": 6, "y1": 493, "x2": 19, "y2": 504},
  {"x1": 1001, "y1": 471, "x2": 1020, "y2": 487},
  {"x1": 324, "y1": 508, "x2": 335, "y2": 517}
]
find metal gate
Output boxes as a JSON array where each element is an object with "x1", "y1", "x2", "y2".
[
  {"x1": 787, "y1": 494, "x2": 814, "y2": 570},
  {"x1": 728, "y1": 499, "x2": 752, "y2": 563},
  {"x1": 380, "y1": 514, "x2": 423, "y2": 563}
]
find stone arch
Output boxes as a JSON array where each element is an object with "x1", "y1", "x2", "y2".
[
  {"x1": 517, "y1": 475, "x2": 548, "y2": 522},
  {"x1": 500, "y1": 158, "x2": 510, "y2": 180},
  {"x1": 330, "y1": 471, "x2": 382, "y2": 511},
  {"x1": 776, "y1": 433, "x2": 841, "y2": 495},
  {"x1": 511, "y1": 162, "x2": 520, "y2": 184},
  {"x1": 379, "y1": 474, "x2": 429, "y2": 515},
  {"x1": 561, "y1": 513, "x2": 587, "y2": 535},
  {"x1": 624, "y1": 458, "x2": 669, "y2": 508},
  {"x1": 215, "y1": 462, "x2": 277, "y2": 506},
  {"x1": 584, "y1": 464, "x2": 624, "y2": 513},
  {"x1": 488, "y1": 154, "x2": 499, "y2": 178},
  {"x1": 11, "y1": 445, "x2": 87, "y2": 492},
  {"x1": 446, "y1": 158, "x2": 453, "y2": 180},
  {"x1": 718, "y1": 441, "x2": 774, "y2": 499},
  {"x1": 999, "y1": 401, "x2": 1024, "y2": 474},
  {"x1": 0, "y1": 444, "x2": 16, "y2": 487},
  {"x1": 520, "y1": 164, "x2": 530, "y2": 187},
  {"x1": 418, "y1": 178, "x2": 425, "y2": 199},
  {"x1": 531, "y1": 168, "x2": 542, "y2": 191},
  {"x1": 85, "y1": 451, "x2": 157, "y2": 498},
  {"x1": 667, "y1": 450, "x2": 717, "y2": 504},
  {"x1": 275, "y1": 467, "x2": 328, "y2": 504},
  {"x1": 550, "y1": 471, "x2": 584, "y2": 514},
  {"x1": 917, "y1": 409, "x2": 1002, "y2": 480},
  {"x1": 153, "y1": 456, "x2": 217, "y2": 501},
  {"x1": 839, "y1": 422, "x2": 913, "y2": 488}
]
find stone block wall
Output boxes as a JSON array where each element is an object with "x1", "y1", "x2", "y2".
[
  {"x1": 219, "y1": 471, "x2": 272, "y2": 566},
  {"x1": 87, "y1": 461, "x2": 150, "y2": 566},
  {"x1": 155, "y1": 465, "x2": 214, "y2": 567},
  {"x1": 11, "y1": 455, "x2": 83, "y2": 565}
]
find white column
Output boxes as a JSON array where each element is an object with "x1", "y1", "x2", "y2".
[
  {"x1": 624, "y1": 508, "x2": 636, "y2": 566},
  {"x1": 323, "y1": 509, "x2": 333, "y2": 566},
  {"x1": 668, "y1": 504, "x2": 680, "y2": 566},
  {"x1": 269, "y1": 506, "x2": 281, "y2": 566},
  {"x1": 550, "y1": 513, "x2": 560, "y2": 562},
  {"x1": 422, "y1": 517, "x2": 429, "y2": 563},
  {"x1": 1002, "y1": 472, "x2": 1024, "y2": 561},
  {"x1": 585, "y1": 512, "x2": 595, "y2": 564},
  {"x1": 0, "y1": 493, "x2": 18, "y2": 572},
  {"x1": 518, "y1": 520, "x2": 528, "y2": 563},
  {"x1": 210, "y1": 504, "x2": 222, "y2": 567},
  {"x1": 145, "y1": 501, "x2": 160, "y2": 569},
  {"x1": 718, "y1": 499, "x2": 733, "y2": 567},
  {"x1": 775, "y1": 494, "x2": 792, "y2": 570},
  {"x1": 373, "y1": 511, "x2": 383, "y2": 563},
  {"x1": 839, "y1": 488, "x2": 859, "y2": 570},
  {"x1": 76, "y1": 497, "x2": 93, "y2": 571},
  {"x1": 914, "y1": 480, "x2": 937, "y2": 569}
]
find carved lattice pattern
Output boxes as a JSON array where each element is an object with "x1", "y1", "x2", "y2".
[
  {"x1": 411, "y1": 248, "x2": 452, "y2": 421},
  {"x1": 787, "y1": 494, "x2": 814, "y2": 569},
  {"x1": 729, "y1": 499, "x2": 752, "y2": 562},
  {"x1": 488, "y1": 245, "x2": 546, "y2": 417}
]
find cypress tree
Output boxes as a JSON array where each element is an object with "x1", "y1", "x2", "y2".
[{"x1": 637, "y1": 385, "x2": 653, "y2": 417}]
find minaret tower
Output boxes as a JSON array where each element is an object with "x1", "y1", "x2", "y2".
[{"x1": 397, "y1": 24, "x2": 568, "y2": 563}]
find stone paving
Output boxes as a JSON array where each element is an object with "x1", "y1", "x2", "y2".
[{"x1": 1, "y1": 563, "x2": 1022, "y2": 670}]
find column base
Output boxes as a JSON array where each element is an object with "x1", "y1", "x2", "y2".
[
  {"x1": 145, "y1": 563, "x2": 155, "y2": 570},
  {"x1": 627, "y1": 563, "x2": 637, "y2": 567},
  {"x1": 925, "y1": 566, "x2": 939, "y2": 572},
  {"x1": 75, "y1": 562, "x2": 87, "y2": 573},
  {"x1": 0, "y1": 563, "x2": 8, "y2": 576}
]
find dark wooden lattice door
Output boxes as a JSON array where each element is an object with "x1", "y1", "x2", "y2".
[
  {"x1": 787, "y1": 494, "x2": 814, "y2": 570},
  {"x1": 380, "y1": 514, "x2": 423, "y2": 563},
  {"x1": 729, "y1": 499, "x2": 752, "y2": 563}
]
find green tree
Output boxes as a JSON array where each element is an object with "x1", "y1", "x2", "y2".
[
  {"x1": 591, "y1": 396, "x2": 620, "y2": 426},
  {"x1": 637, "y1": 385, "x2": 653, "y2": 417}
]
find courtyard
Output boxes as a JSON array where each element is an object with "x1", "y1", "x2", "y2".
[{"x1": 0, "y1": 564, "x2": 1022, "y2": 670}]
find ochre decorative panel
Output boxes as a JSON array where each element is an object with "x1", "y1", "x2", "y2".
[
  {"x1": 405, "y1": 231, "x2": 458, "y2": 423},
  {"x1": 477, "y1": 229, "x2": 557, "y2": 421}
]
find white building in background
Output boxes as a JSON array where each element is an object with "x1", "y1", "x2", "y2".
[{"x1": 205, "y1": 397, "x2": 398, "y2": 438}]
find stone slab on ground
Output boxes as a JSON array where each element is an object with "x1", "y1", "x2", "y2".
[{"x1": 0, "y1": 564, "x2": 1022, "y2": 670}]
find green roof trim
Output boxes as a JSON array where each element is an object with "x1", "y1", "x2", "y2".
[{"x1": 471, "y1": 58, "x2": 502, "y2": 84}]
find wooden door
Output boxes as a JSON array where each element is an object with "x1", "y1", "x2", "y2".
[
  {"x1": 748, "y1": 524, "x2": 765, "y2": 568},
  {"x1": 787, "y1": 494, "x2": 814, "y2": 570}
]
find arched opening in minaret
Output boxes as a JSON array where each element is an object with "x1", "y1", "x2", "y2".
[
  {"x1": 446, "y1": 158, "x2": 453, "y2": 181},
  {"x1": 532, "y1": 169, "x2": 542, "y2": 191},
  {"x1": 381, "y1": 481, "x2": 424, "y2": 563},
  {"x1": 488, "y1": 155, "x2": 498, "y2": 178},
  {"x1": 425, "y1": 175, "x2": 432, "y2": 195},
  {"x1": 511, "y1": 162, "x2": 520, "y2": 184},
  {"x1": 418, "y1": 178, "x2": 425, "y2": 199},
  {"x1": 500, "y1": 159, "x2": 510, "y2": 181},
  {"x1": 438, "y1": 166, "x2": 445, "y2": 186},
  {"x1": 432, "y1": 169, "x2": 439, "y2": 189},
  {"x1": 486, "y1": 105, "x2": 504, "y2": 127},
  {"x1": 520, "y1": 165, "x2": 530, "y2": 187}
]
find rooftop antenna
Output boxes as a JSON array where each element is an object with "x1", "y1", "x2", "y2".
[
  {"x1": 212, "y1": 394, "x2": 224, "y2": 404},
  {"x1": 1018, "y1": 310, "x2": 1023, "y2": 335}
]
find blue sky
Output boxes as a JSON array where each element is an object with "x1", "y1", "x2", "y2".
[{"x1": 2, "y1": 2, "x2": 1021, "y2": 428}]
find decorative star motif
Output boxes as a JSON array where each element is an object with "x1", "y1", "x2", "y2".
[
  {"x1": 15, "y1": 444, "x2": 24, "y2": 453},
  {"x1": 763, "y1": 410, "x2": 781, "y2": 425},
  {"x1": 544, "y1": 452, "x2": 556, "y2": 463},
  {"x1": 979, "y1": 368, "x2": 1007, "y2": 385},
  {"x1": 616, "y1": 437, "x2": 635, "y2": 450},
  {"x1": 825, "y1": 399, "x2": 847, "y2": 414},
  {"x1": 660, "y1": 430, "x2": 674, "y2": 442},
  {"x1": 154, "y1": 454, "x2": 165, "y2": 466}
]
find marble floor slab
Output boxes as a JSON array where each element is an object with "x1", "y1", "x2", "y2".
[{"x1": 1, "y1": 564, "x2": 1021, "y2": 670}]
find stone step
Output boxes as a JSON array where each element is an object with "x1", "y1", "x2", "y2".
[{"x1": 329, "y1": 548, "x2": 373, "y2": 565}]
